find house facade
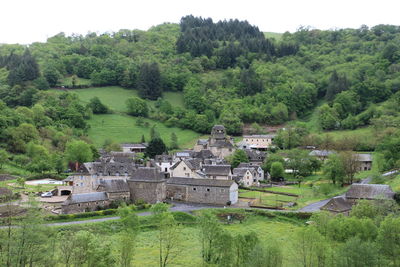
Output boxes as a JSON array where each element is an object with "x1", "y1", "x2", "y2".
[
  {"x1": 241, "y1": 134, "x2": 276, "y2": 150},
  {"x1": 356, "y1": 153, "x2": 373, "y2": 171},
  {"x1": 202, "y1": 165, "x2": 232, "y2": 180},
  {"x1": 170, "y1": 159, "x2": 203, "y2": 178}
]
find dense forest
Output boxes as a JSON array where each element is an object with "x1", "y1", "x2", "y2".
[{"x1": 1, "y1": 16, "x2": 400, "y2": 170}]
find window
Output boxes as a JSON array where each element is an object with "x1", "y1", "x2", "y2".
[
  {"x1": 78, "y1": 204, "x2": 81, "y2": 207},
  {"x1": 165, "y1": 168, "x2": 168, "y2": 172},
  {"x1": 186, "y1": 173, "x2": 190, "y2": 177},
  {"x1": 206, "y1": 188, "x2": 210, "y2": 192},
  {"x1": 220, "y1": 189, "x2": 225, "y2": 193},
  {"x1": 193, "y1": 187, "x2": 197, "y2": 191},
  {"x1": 183, "y1": 167, "x2": 187, "y2": 171}
]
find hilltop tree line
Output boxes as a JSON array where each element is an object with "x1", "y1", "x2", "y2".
[{"x1": 0, "y1": 19, "x2": 400, "y2": 136}]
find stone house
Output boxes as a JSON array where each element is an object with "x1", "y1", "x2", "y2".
[
  {"x1": 232, "y1": 167, "x2": 257, "y2": 187},
  {"x1": 321, "y1": 196, "x2": 353, "y2": 215},
  {"x1": 166, "y1": 177, "x2": 238, "y2": 205},
  {"x1": 202, "y1": 165, "x2": 232, "y2": 180},
  {"x1": 244, "y1": 149, "x2": 266, "y2": 164},
  {"x1": 170, "y1": 159, "x2": 203, "y2": 178},
  {"x1": 127, "y1": 167, "x2": 166, "y2": 204},
  {"x1": 356, "y1": 154, "x2": 373, "y2": 171},
  {"x1": 345, "y1": 184, "x2": 395, "y2": 204},
  {"x1": 237, "y1": 163, "x2": 265, "y2": 181},
  {"x1": 194, "y1": 125, "x2": 235, "y2": 159},
  {"x1": 96, "y1": 179, "x2": 130, "y2": 201},
  {"x1": 240, "y1": 134, "x2": 276, "y2": 150},
  {"x1": 61, "y1": 192, "x2": 109, "y2": 214}
]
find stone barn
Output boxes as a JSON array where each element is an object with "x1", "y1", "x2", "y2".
[{"x1": 166, "y1": 177, "x2": 238, "y2": 205}]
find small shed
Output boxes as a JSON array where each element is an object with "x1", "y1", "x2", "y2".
[{"x1": 345, "y1": 184, "x2": 395, "y2": 203}]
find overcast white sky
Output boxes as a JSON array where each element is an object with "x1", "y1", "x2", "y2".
[{"x1": 1, "y1": 0, "x2": 399, "y2": 44}]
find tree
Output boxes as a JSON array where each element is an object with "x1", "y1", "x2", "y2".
[
  {"x1": 65, "y1": 140, "x2": 93, "y2": 168},
  {"x1": 126, "y1": 97, "x2": 149, "y2": 117},
  {"x1": 270, "y1": 162, "x2": 284, "y2": 180},
  {"x1": 88, "y1": 97, "x2": 109, "y2": 114},
  {"x1": 293, "y1": 227, "x2": 330, "y2": 267},
  {"x1": 197, "y1": 212, "x2": 222, "y2": 264},
  {"x1": 262, "y1": 154, "x2": 285, "y2": 173},
  {"x1": 145, "y1": 137, "x2": 167, "y2": 158},
  {"x1": 170, "y1": 132, "x2": 178, "y2": 150},
  {"x1": 117, "y1": 205, "x2": 140, "y2": 267},
  {"x1": 8, "y1": 123, "x2": 39, "y2": 153},
  {"x1": 245, "y1": 242, "x2": 283, "y2": 267},
  {"x1": 377, "y1": 216, "x2": 400, "y2": 266},
  {"x1": 0, "y1": 149, "x2": 9, "y2": 169},
  {"x1": 323, "y1": 153, "x2": 345, "y2": 185},
  {"x1": 336, "y1": 237, "x2": 381, "y2": 267},
  {"x1": 137, "y1": 62, "x2": 162, "y2": 100},
  {"x1": 340, "y1": 151, "x2": 360, "y2": 184},
  {"x1": 151, "y1": 203, "x2": 181, "y2": 267},
  {"x1": 230, "y1": 149, "x2": 249, "y2": 168}
]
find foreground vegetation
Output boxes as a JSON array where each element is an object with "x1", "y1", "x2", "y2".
[{"x1": 1, "y1": 199, "x2": 400, "y2": 267}]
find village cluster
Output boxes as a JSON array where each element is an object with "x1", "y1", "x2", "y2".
[{"x1": 49, "y1": 125, "x2": 392, "y2": 214}]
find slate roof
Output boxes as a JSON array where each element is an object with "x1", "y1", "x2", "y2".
[
  {"x1": 237, "y1": 162, "x2": 261, "y2": 170},
  {"x1": 203, "y1": 165, "x2": 231, "y2": 176},
  {"x1": 84, "y1": 162, "x2": 137, "y2": 176},
  {"x1": 232, "y1": 168, "x2": 253, "y2": 177},
  {"x1": 321, "y1": 197, "x2": 353, "y2": 212},
  {"x1": 357, "y1": 154, "x2": 373, "y2": 162},
  {"x1": 63, "y1": 192, "x2": 108, "y2": 205},
  {"x1": 167, "y1": 177, "x2": 236, "y2": 188},
  {"x1": 309, "y1": 150, "x2": 334, "y2": 157},
  {"x1": 97, "y1": 179, "x2": 129, "y2": 193},
  {"x1": 121, "y1": 143, "x2": 147, "y2": 148},
  {"x1": 130, "y1": 167, "x2": 165, "y2": 182},
  {"x1": 194, "y1": 149, "x2": 215, "y2": 159},
  {"x1": 197, "y1": 139, "x2": 208, "y2": 146},
  {"x1": 243, "y1": 134, "x2": 276, "y2": 139},
  {"x1": 170, "y1": 159, "x2": 202, "y2": 171},
  {"x1": 345, "y1": 184, "x2": 395, "y2": 200},
  {"x1": 155, "y1": 154, "x2": 173, "y2": 162}
]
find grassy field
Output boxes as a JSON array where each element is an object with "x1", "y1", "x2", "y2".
[
  {"x1": 52, "y1": 86, "x2": 185, "y2": 113},
  {"x1": 87, "y1": 114, "x2": 201, "y2": 148},
  {"x1": 264, "y1": 32, "x2": 283, "y2": 40},
  {"x1": 54, "y1": 212, "x2": 304, "y2": 267}
]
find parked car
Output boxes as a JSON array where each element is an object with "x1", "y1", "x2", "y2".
[{"x1": 41, "y1": 192, "x2": 53, "y2": 198}]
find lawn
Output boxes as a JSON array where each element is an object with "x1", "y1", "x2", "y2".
[
  {"x1": 0, "y1": 179, "x2": 57, "y2": 194},
  {"x1": 51, "y1": 86, "x2": 185, "y2": 113},
  {"x1": 240, "y1": 181, "x2": 347, "y2": 209},
  {"x1": 87, "y1": 114, "x2": 201, "y2": 148}
]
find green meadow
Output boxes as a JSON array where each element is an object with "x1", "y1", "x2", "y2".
[
  {"x1": 87, "y1": 114, "x2": 201, "y2": 148},
  {"x1": 53, "y1": 86, "x2": 185, "y2": 113}
]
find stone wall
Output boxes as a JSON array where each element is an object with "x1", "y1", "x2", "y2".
[
  {"x1": 61, "y1": 199, "x2": 109, "y2": 214},
  {"x1": 128, "y1": 180, "x2": 166, "y2": 204},
  {"x1": 107, "y1": 191, "x2": 130, "y2": 201}
]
